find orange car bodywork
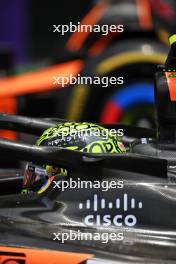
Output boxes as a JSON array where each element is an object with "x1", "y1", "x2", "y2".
[
  {"x1": 0, "y1": 60, "x2": 83, "y2": 140},
  {"x1": 0, "y1": 246, "x2": 93, "y2": 264}
]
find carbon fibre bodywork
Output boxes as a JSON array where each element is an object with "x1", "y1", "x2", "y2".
[{"x1": 0, "y1": 115, "x2": 175, "y2": 263}]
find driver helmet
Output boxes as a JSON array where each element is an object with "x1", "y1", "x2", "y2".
[{"x1": 22, "y1": 122, "x2": 126, "y2": 194}]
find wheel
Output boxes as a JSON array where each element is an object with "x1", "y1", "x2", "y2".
[{"x1": 66, "y1": 39, "x2": 168, "y2": 128}]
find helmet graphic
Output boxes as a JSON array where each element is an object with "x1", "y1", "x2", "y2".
[{"x1": 22, "y1": 122, "x2": 126, "y2": 194}]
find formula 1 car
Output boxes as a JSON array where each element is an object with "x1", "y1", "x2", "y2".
[
  {"x1": 65, "y1": 0, "x2": 176, "y2": 126},
  {"x1": 1, "y1": 0, "x2": 176, "y2": 141},
  {"x1": 0, "y1": 36, "x2": 176, "y2": 263}
]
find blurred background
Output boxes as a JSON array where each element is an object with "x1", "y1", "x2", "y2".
[
  {"x1": 0, "y1": 0, "x2": 92, "y2": 62},
  {"x1": 0, "y1": 0, "x2": 175, "y2": 146}
]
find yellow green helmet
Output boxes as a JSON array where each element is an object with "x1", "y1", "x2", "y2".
[{"x1": 23, "y1": 122, "x2": 125, "y2": 194}]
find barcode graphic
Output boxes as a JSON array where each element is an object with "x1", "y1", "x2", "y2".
[{"x1": 79, "y1": 194, "x2": 143, "y2": 211}]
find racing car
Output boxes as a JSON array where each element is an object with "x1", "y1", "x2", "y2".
[
  {"x1": 0, "y1": 34, "x2": 176, "y2": 264},
  {"x1": 1, "y1": 0, "x2": 176, "y2": 139}
]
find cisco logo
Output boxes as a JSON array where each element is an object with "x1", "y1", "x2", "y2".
[{"x1": 79, "y1": 194, "x2": 143, "y2": 227}]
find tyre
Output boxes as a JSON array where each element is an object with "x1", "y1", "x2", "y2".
[{"x1": 66, "y1": 39, "x2": 168, "y2": 128}]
